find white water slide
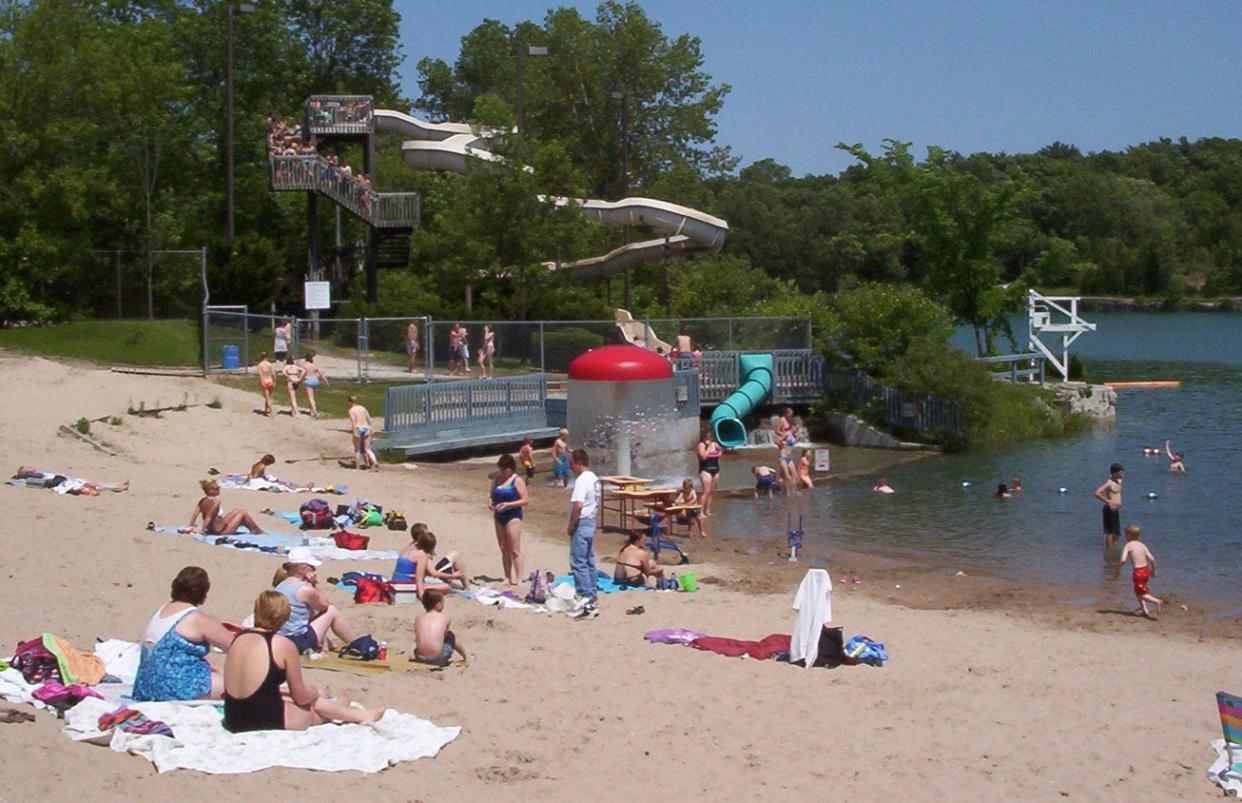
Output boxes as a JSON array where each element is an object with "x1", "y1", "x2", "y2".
[{"x1": 373, "y1": 109, "x2": 728, "y2": 278}]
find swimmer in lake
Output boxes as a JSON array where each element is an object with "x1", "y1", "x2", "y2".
[
  {"x1": 996, "y1": 482, "x2": 1012, "y2": 500},
  {"x1": 872, "y1": 477, "x2": 895, "y2": 495},
  {"x1": 1164, "y1": 440, "x2": 1186, "y2": 472}
]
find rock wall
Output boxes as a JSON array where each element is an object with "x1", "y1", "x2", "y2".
[
  {"x1": 823, "y1": 413, "x2": 904, "y2": 449},
  {"x1": 1051, "y1": 382, "x2": 1116, "y2": 418}
]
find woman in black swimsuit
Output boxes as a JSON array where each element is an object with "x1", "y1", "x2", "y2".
[
  {"x1": 696, "y1": 429, "x2": 723, "y2": 517},
  {"x1": 613, "y1": 531, "x2": 664, "y2": 588},
  {"x1": 222, "y1": 591, "x2": 381, "y2": 732}
]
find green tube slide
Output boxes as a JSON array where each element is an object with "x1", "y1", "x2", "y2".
[{"x1": 710, "y1": 353, "x2": 775, "y2": 449}]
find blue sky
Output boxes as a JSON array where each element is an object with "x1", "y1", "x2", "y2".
[{"x1": 394, "y1": 1, "x2": 1242, "y2": 177}]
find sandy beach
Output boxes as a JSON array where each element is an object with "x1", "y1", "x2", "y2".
[{"x1": 0, "y1": 352, "x2": 1234, "y2": 800}]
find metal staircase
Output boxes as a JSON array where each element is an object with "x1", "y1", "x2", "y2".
[{"x1": 267, "y1": 95, "x2": 418, "y2": 301}]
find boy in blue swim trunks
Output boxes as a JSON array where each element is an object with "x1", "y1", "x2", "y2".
[
  {"x1": 551, "y1": 429, "x2": 570, "y2": 488},
  {"x1": 752, "y1": 464, "x2": 778, "y2": 500},
  {"x1": 412, "y1": 589, "x2": 468, "y2": 666}
]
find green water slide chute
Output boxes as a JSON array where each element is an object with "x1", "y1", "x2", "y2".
[{"x1": 710, "y1": 353, "x2": 775, "y2": 448}]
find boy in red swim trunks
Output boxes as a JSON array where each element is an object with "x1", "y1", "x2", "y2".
[
  {"x1": 256, "y1": 352, "x2": 276, "y2": 416},
  {"x1": 1119, "y1": 524, "x2": 1163, "y2": 619}
]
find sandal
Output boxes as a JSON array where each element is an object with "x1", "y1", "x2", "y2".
[
  {"x1": 0, "y1": 707, "x2": 35, "y2": 724},
  {"x1": 626, "y1": 605, "x2": 645, "y2": 616}
]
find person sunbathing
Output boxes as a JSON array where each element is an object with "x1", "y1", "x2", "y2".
[
  {"x1": 185, "y1": 479, "x2": 264, "y2": 534},
  {"x1": 613, "y1": 531, "x2": 665, "y2": 588},
  {"x1": 222, "y1": 590, "x2": 382, "y2": 733},
  {"x1": 13, "y1": 466, "x2": 128, "y2": 494},
  {"x1": 271, "y1": 550, "x2": 356, "y2": 654},
  {"x1": 133, "y1": 566, "x2": 235, "y2": 702}
]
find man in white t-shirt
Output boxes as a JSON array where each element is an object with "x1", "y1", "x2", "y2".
[{"x1": 567, "y1": 448, "x2": 600, "y2": 616}]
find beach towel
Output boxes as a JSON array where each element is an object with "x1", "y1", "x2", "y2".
[
  {"x1": 644, "y1": 629, "x2": 707, "y2": 645},
  {"x1": 302, "y1": 653, "x2": 458, "y2": 676},
  {"x1": 44, "y1": 634, "x2": 106, "y2": 685},
  {"x1": 790, "y1": 569, "x2": 833, "y2": 669},
  {"x1": 149, "y1": 527, "x2": 397, "y2": 562},
  {"x1": 552, "y1": 571, "x2": 649, "y2": 594},
  {"x1": 217, "y1": 475, "x2": 346, "y2": 495},
  {"x1": 1209, "y1": 740, "x2": 1242, "y2": 795},
  {"x1": 689, "y1": 634, "x2": 790, "y2": 660},
  {"x1": 62, "y1": 695, "x2": 460, "y2": 774}
]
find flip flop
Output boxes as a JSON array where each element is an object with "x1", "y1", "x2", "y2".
[
  {"x1": 626, "y1": 605, "x2": 645, "y2": 616},
  {"x1": 0, "y1": 708, "x2": 35, "y2": 724}
]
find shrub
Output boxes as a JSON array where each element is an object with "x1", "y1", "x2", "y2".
[
  {"x1": 538, "y1": 328, "x2": 604, "y2": 372},
  {"x1": 75, "y1": 417, "x2": 90, "y2": 435}
]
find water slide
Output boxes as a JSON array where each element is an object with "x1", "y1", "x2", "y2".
[
  {"x1": 710, "y1": 353, "x2": 774, "y2": 448},
  {"x1": 372, "y1": 109, "x2": 728, "y2": 278}
]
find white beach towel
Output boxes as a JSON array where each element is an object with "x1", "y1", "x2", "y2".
[
  {"x1": 1207, "y1": 739, "x2": 1242, "y2": 795},
  {"x1": 790, "y1": 569, "x2": 833, "y2": 669},
  {"x1": 63, "y1": 696, "x2": 460, "y2": 774}
]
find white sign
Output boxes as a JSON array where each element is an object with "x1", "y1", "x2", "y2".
[
  {"x1": 304, "y1": 281, "x2": 331, "y2": 311},
  {"x1": 814, "y1": 448, "x2": 830, "y2": 473}
]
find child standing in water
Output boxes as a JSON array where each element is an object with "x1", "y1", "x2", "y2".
[
  {"x1": 519, "y1": 436, "x2": 536, "y2": 481},
  {"x1": 551, "y1": 429, "x2": 570, "y2": 488},
  {"x1": 1093, "y1": 462, "x2": 1124, "y2": 549},
  {"x1": 797, "y1": 449, "x2": 814, "y2": 490},
  {"x1": 1119, "y1": 524, "x2": 1163, "y2": 619}
]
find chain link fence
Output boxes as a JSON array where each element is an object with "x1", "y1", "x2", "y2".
[{"x1": 203, "y1": 309, "x2": 812, "y2": 384}]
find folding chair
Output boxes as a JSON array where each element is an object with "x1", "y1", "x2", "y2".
[{"x1": 1216, "y1": 691, "x2": 1242, "y2": 775}]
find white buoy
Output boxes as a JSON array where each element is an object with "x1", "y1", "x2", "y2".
[
  {"x1": 1147, "y1": 492, "x2": 1158, "y2": 499},
  {"x1": 961, "y1": 481, "x2": 972, "y2": 488},
  {"x1": 1058, "y1": 487, "x2": 1068, "y2": 494}
]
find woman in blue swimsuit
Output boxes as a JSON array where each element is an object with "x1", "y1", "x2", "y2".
[{"x1": 488, "y1": 454, "x2": 529, "y2": 585}]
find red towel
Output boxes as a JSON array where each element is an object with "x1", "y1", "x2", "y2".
[{"x1": 689, "y1": 633, "x2": 790, "y2": 660}]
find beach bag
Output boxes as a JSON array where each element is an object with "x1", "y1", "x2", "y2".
[
  {"x1": 814, "y1": 627, "x2": 845, "y2": 669},
  {"x1": 384, "y1": 511, "x2": 407, "y2": 531},
  {"x1": 332, "y1": 530, "x2": 370, "y2": 551},
  {"x1": 525, "y1": 569, "x2": 551, "y2": 604},
  {"x1": 11, "y1": 637, "x2": 60, "y2": 685},
  {"x1": 360, "y1": 508, "x2": 384, "y2": 528},
  {"x1": 338, "y1": 634, "x2": 381, "y2": 660},
  {"x1": 352, "y1": 578, "x2": 391, "y2": 605},
  {"x1": 299, "y1": 498, "x2": 332, "y2": 529}
]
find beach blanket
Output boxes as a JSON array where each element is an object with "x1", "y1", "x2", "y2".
[
  {"x1": 62, "y1": 696, "x2": 460, "y2": 774},
  {"x1": 689, "y1": 634, "x2": 791, "y2": 660},
  {"x1": 1208, "y1": 740, "x2": 1242, "y2": 795},
  {"x1": 217, "y1": 474, "x2": 346, "y2": 495},
  {"x1": 150, "y1": 526, "x2": 396, "y2": 562},
  {"x1": 552, "y1": 571, "x2": 649, "y2": 594},
  {"x1": 644, "y1": 629, "x2": 707, "y2": 645},
  {"x1": 302, "y1": 653, "x2": 457, "y2": 676},
  {"x1": 6, "y1": 477, "x2": 94, "y2": 494}
]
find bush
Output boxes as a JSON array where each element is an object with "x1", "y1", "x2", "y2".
[
  {"x1": 539, "y1": 328, "x2": 604, "y2": 372},
  {"x1": 821, "y1": 284, "x2": 954, "y2": 375},
  {"x1": 1067, "y1": 353, "x2": 1088, "y2": 382}
]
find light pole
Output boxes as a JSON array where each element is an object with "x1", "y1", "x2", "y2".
[
  {"x1": 225, "y1": 2, "x2": 256, "y2": 242},
  {"x1": 515, "y1": 44, "x2": 548, "y2": 135},
  {"x1": 609, "y1": 90, "x2": 632, "y2": 306}
]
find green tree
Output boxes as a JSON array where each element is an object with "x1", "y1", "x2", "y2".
[{"x1": 820, "y1": 283, "x2": 954, "y2": 376}]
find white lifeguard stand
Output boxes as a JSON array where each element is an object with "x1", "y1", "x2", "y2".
[{"x1": 1027, "y1": 291, "x2": 1096, "y2": 380}]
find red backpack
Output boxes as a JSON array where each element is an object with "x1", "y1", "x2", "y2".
[
  {"x1": 11, "y1": 637, "x2": 60, "y2": 684},
  {"x1": 353, "y1": 577, "x2": 392, "y2": 604}
]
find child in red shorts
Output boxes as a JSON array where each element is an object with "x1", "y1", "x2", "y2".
[{"x1": 1119, "y1": 524, "x2": 1163, "y2": 619}]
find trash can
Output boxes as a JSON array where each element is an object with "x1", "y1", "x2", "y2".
[{"x1": 221, "y1": 344, "x2": 240, "y2": 370}]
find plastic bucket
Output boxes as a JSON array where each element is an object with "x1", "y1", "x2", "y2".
[
  {"x1": 221, "y1": 344, "x2": 240, "y2": 370},
  {"x1": 678, "y1": 572, "x2": 698, "y2": 592}
]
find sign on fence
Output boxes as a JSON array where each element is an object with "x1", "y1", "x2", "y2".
[
  {"x1": 814, "y1": 448, "x2": 831, "y2": 472},
  {"x1": 304, "y1": 281, "x2": 331, "y2": 310}
]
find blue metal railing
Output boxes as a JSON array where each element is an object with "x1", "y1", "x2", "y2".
[
  {"x1": 824, "y1": 369, "x2": 962, "y2": 437},
  {"x1": 678, "y1": 349, "x2": 823, "y2": 405},
  {"x1": 977, "y1": 352, "x2": 1046, "y2": 384},
  {"x1": 385, "y1": 374, "x2": 547, "y2": 438}
]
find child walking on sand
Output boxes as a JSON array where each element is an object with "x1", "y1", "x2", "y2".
[
  {"x1": 412, "y1": 589, "x2": 468, "y2": 666},
  {"x1": 1119, "y1": 524, "x2": 1163, "y2": 619},
  {"x1": 519, "y1": 436, "x2": 535, "y2": 480}
]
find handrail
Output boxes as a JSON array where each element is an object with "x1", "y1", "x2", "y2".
[
  {"x1": 976, "y1": 352, "x2": 1046, "y2": 384},
  {"x1": 305, "y1": 95, "x2": 374, "y2": 135},
  {"x1": 386, "y1": 374, "x2": 547, "y2": 435},
  {"x1": 268, "y1": 155, "x2": 417, "y2": 228}
]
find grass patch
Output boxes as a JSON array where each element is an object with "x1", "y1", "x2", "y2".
[
  {"x1": 0, "y1": 319, "x2": 200, "y2": 366},
  {"x1": 378, "y1": 448, "x2": 407, "y2": 464},
  {"x1": 215, "y1": 375, "x2": 395, "y2": 420},
  {"x1": 74, "y1": 417, "x2": 91, "y2": 435}
]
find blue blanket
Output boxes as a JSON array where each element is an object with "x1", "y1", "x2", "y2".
[{"x1": 553, "y1": 571, "x2": 649, "y2": 594}]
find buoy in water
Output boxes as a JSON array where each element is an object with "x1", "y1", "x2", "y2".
[
  {"x1": 1058, "y1": 487, "x2": 1068, "y2": 494},
  {"x1": 961, "y1": 481, "x2": 972, "y2": 488},
  {"x1": 1147, "y1": 492, "x2": 1158, "y2": 499}
]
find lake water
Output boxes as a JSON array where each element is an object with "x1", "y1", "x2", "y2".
[{"x1": 710, "y1": 312, "x2": 1242, "y2": 606}]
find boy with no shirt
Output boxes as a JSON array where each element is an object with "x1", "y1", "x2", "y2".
[
  {"x1": 347, "y1": 396, "x2": 378, "y2": 470},
  {"x1": 412, "y1": 589, "x2": 468, "y2": 666},
  {"x1": 1093, "y1": 462, "x2": 1124, "y2": 549},
  {"x1": 1119, "y1": 524, "x2": 1163, "y2": 619}
]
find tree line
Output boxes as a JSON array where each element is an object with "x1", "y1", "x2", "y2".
[{"x1": 4, "y1": 0, "x2": 1241, "y2": 348}]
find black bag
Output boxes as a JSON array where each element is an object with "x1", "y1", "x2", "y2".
[
  {"x1": 338, "y1": 634, "x2": 381, "y2": 661},
  {"x1": 813, "y1": 626, "x2": 845, "y2": 668}
]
